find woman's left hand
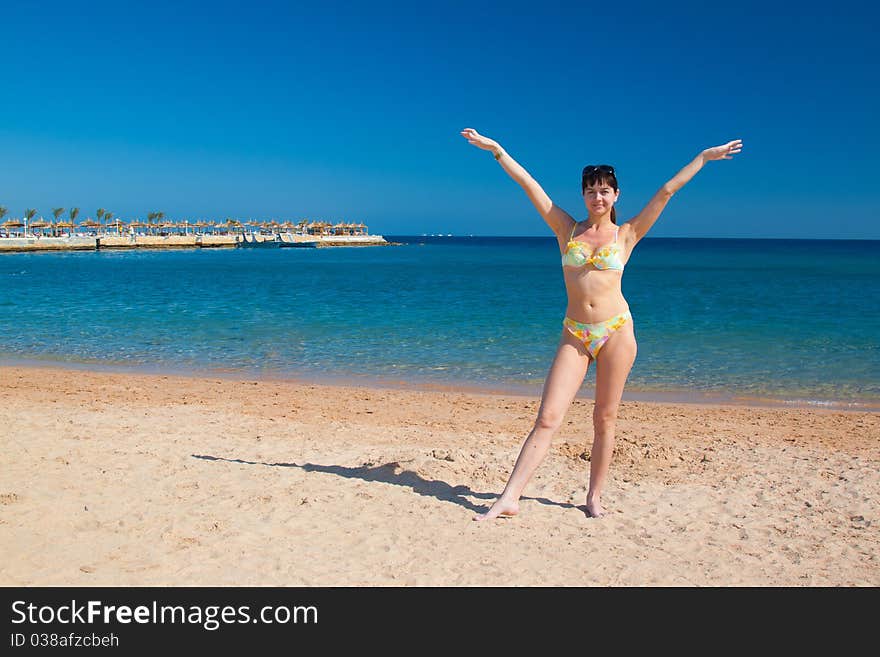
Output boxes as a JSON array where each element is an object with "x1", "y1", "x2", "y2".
[{"x1": 702, "y1": 139, "x2": 743, "y2": 161}]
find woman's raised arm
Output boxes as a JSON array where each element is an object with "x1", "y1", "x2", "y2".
[
  {"x1": 627, "y1": 139, "x2": 743, "y2": 244},
  {"x1": 461, "y1": 128, "x2": 574, "y2": 237}
]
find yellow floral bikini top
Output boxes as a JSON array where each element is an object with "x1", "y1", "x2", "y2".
[{"x1": 561, "y1": 223, "x2": 625, "y2": 271}]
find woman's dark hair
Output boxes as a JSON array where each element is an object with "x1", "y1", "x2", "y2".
[{"x1": 582, "y1": 164, "x2": 618, "y2": 224}]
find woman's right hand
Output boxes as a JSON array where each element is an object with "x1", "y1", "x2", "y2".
[{"x1": 461, "y1": 128, "x2": 502, "y2": 155}]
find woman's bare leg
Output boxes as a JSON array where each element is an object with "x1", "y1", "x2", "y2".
[
  {"x1": 474, "y1": 330, "x2": 590, "y2": 521},
  {"x1": 586, "y1": 322, "x2": 637, "y2": 517}
]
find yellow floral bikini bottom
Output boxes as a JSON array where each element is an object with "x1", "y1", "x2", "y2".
[{"x1": 563, "y1": 310, "x2": 632, "y2": 360}]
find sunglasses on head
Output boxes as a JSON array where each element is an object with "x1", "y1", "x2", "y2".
[{"x1": 582, "y1": 164, "x2": 615, "y2": 177}]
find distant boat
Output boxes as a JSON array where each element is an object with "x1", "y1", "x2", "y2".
[
  {"x1": 238, "y1": 234, "x2": 280, "y2": 248},
  {"x1": 278, "y1": 234, "x2": 319, "y2": 248}
]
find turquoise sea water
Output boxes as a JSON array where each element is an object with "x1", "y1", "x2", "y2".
[{"x1": 1, "y1": 237, "x2": 877, "y2": 409}]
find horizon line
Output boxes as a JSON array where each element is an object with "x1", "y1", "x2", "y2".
[{"x1": 388, "y1": 234, "x2": 880, "y2": 241}]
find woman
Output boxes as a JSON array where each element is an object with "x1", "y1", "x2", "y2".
[{"x1": 461, "y1": 128, "x2": 742, "y2": 520}]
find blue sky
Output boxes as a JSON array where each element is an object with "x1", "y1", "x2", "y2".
[{"x1": 1, "y1": 0, "x2": 878, "y2": 238}]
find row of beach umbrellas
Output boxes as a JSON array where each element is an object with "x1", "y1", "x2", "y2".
[{"x1": 1, "y1": 219, "x2": 369, "y2": 233}]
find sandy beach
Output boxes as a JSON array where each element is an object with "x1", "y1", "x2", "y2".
[{"x1": 1, "y1": 364, "x2": 877, "y2": 586}]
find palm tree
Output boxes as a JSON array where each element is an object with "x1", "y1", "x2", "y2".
[
  {"x1": 24, "y1": 209, "x2": 37, "y2": 236},
  {"x1": 69, "y1": 208, "x2": 80, "y2": 236},
  {"x1": 96, "y1": 208, "x2": 106, "y2": 227},
  {"x1": 51, "y1": 208, "x2": 65, "y2": 237},
  {"x1": 106, "y1": 212, "x2": 121, "y2": 235},
  {"x1": 156, "y1": 212, "x2": 166, "y2": 236},
  {"x1": 0, "y1": 206, "x2": 7, "y2": 237}
]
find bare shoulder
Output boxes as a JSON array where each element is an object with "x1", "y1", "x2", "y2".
[{"x1": 546, "y1": 204, "x2": 577, "y2": 240}]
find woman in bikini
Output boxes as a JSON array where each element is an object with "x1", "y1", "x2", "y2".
[{"x1": 461, "y1": 128, "x2": 742, "y2": 520}]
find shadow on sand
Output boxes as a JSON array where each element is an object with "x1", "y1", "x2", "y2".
[{"x1": 192, "y1": 453, "x2": 583, "y2": 516}]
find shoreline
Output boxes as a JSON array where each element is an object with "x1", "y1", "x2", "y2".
[{"x1": 0, "y1": 356, "x2": 875, "y2": 413}]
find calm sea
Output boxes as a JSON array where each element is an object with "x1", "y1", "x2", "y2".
[{"x1": 1, "y1": 237, "x2": 877, "y2": 410}]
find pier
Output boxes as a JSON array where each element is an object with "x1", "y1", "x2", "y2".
[{"x1": 0, "y1": 233, "x2": 390, "y2": 253}]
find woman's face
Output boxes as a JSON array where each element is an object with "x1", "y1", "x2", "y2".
[{"x1": 583, "y1": 181, "x2": 619, "y2": 215}]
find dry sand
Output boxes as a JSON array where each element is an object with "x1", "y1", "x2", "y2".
[{"x1": 1, "y1": 365, "x2": 877, "y2": 586}]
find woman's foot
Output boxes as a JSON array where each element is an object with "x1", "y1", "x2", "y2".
[
  {"x1": 584, "y1": 496, "x2": 605, "y2": 518},
  {"x1": 473, "y1": 498, "x2": 519, "y2": 521}
]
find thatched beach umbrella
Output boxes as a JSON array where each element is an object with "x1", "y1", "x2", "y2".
[
  {"x1": 2, "y1": 218, "x2": 24, "y2": 237},
  {"x1": 104, "y1": 218, "x2": 127, "y2": 235},
  {"x1": 29, "y1": 219, "x2": 49, "y2": 235},
  {"x1": 79, "y1": 218, "x2": 102, "y2": 230},
  {"x1": 307, "y1": 221, "x2": 330, "y2": 235},
  {"x1": 55, "y1": 221, "x2": 75, "y2": 237}
]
